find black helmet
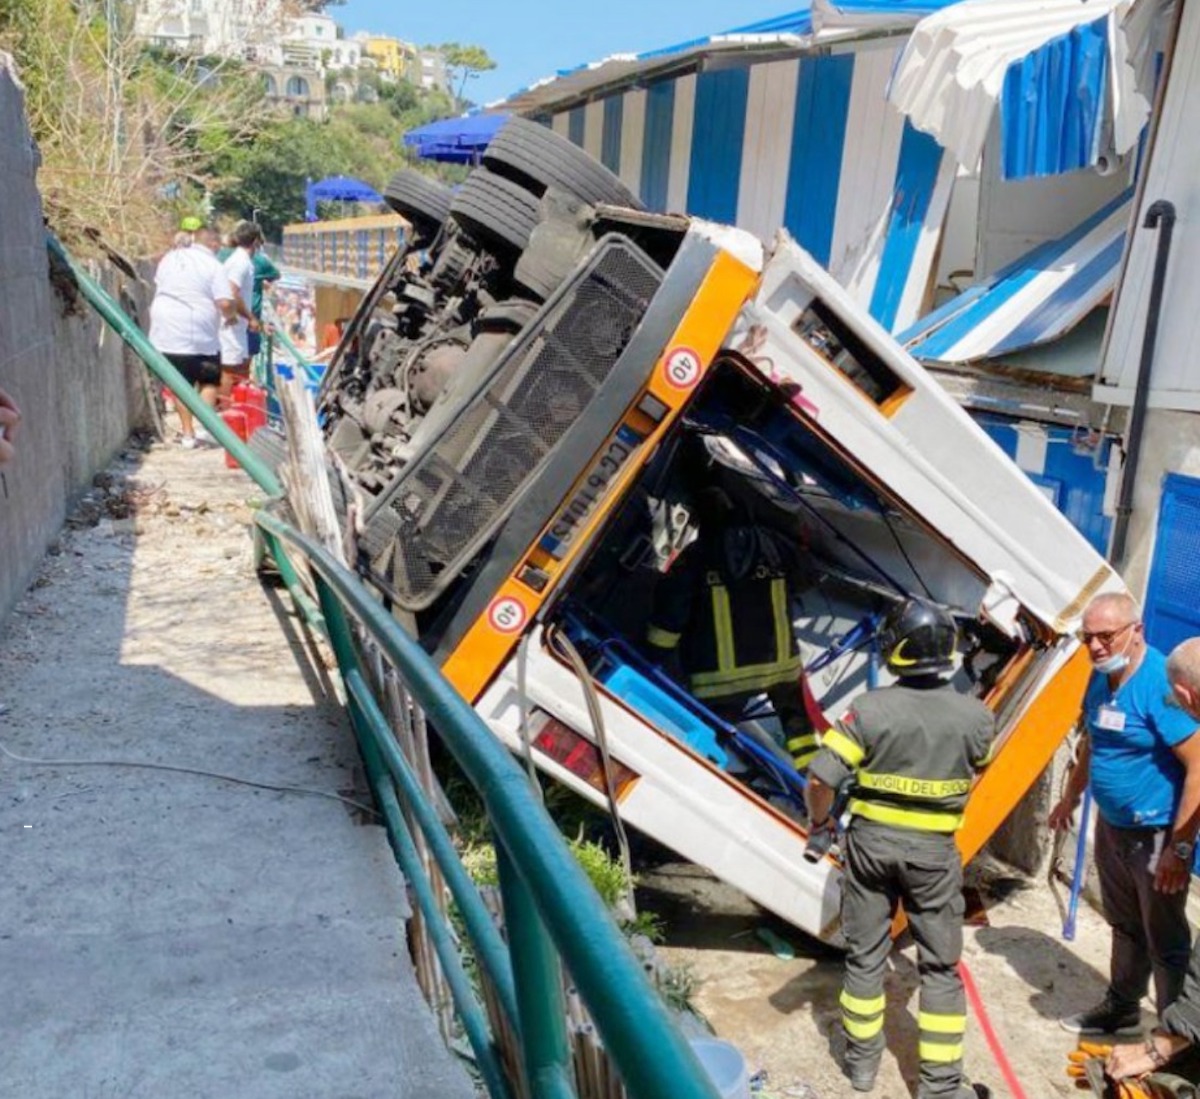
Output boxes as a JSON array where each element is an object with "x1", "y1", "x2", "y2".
[{"x1": 879, "y1": 599, "x2": 958, "y2": 675}]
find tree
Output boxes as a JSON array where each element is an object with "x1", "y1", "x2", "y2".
[
  {"x1": 378, "y1": 77, "x2": 420, "y2": 117},
  {"x1": 439, "y1": 42, "x2": 496, "y2": 109},
  {"x1": 1, "y1": 0, "x2": 273, "y2": 255},
  {"x1": 208, "y1": 104, "x2": 409, "y2": 238}
]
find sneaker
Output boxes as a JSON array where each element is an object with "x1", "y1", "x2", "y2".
[
  {"x1": 1059, "y1": 998, "x2": 1141, "y2": 1035},
  {"x1": 180, "y1": 435, "x2": 198, "y2": 450}
]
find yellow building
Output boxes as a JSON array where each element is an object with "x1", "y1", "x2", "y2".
[{"x1": 361, "y1": 36, "x2": 418, "y2": 82}]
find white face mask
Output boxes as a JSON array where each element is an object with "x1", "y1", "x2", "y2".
[
  {"x1": 1091, "y1": 626, "x2": 1135, "y2": 676},
  {"x1": 1093, "y1": 652, "x2": 1130, "y2": 675}
]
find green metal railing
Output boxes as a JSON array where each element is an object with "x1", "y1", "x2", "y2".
[{"x1": 52, "y1": 232, "x2": 724, "y2": 1099}]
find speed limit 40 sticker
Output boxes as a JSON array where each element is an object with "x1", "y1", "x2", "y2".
[
  {"x1": 487, "y1": 596, "x2": 528, "y2": 635},
  {"x1": 662, "y1": 346, "x2": 702, "y2": 390}
]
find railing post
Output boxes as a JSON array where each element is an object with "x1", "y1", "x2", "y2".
[
  {"x1": 495, "y1": 839, "x2": 575, "y2": 1099},
  {"x1": 260, "y1": 528, "x2": 324, "y2": 630}
]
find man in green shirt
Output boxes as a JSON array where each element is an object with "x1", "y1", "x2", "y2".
[{"x1": 217, "y1": 227, "x2": 279, "y2": 356}]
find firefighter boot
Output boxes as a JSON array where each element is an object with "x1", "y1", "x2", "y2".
[{"x1": 845, "y1": 1060, "x2": 879, "y2": 1093}]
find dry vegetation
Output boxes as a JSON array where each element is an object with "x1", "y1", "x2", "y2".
[{"x1": 1, "y1": 0, "x2": 284, "y2": 255}]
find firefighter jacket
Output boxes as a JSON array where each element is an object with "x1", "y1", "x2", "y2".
[
  {"x1": 809, "y1": 681, "x2": 995, "y2": 833},
  {"x1": 646, "y1": 523, "x2": 811, "y2": 702}
]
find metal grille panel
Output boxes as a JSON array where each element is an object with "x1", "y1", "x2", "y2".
[{"x1": 364, "y1": 238, "x2": 663, "y2": 609}]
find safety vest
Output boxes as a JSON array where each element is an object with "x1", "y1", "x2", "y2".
[
  {"x1": 647, "y1": 525, "x2": 804, "y2": 701},
  {"x1": 818, "y1": 683, "x2": 994, "y2": 833}
]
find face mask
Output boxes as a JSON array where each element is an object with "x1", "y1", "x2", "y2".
[
  {"x1": 1094, "y1": 652, "x2": 1130, "y2": 675},
  {"x1": 1092, "y1": 627, "x2": 1135, "y2": 675}
]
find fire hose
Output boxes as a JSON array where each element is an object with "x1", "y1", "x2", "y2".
[{"x1": 960, "y1": 957, "x2": 1030, "y2": 1099}]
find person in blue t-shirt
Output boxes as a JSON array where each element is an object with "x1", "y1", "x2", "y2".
[
  {"x1": 1050, "y1": 593, "x2": 1200, "y2": 1036},
  {"x1": 1106, "y1": 637, "x2": 1200, "y2": 1085}
]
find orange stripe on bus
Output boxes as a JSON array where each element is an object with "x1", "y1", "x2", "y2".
[{"x1": 441, "y1": 250, "x2": 760, "y2": 703}]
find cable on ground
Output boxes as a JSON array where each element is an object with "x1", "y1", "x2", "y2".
[{"x1": 0, "y1": 740, "x2": 379, "y2": 818}]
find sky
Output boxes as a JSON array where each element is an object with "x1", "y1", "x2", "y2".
[{"x1": 334, "y1": 0, "x2": 792, "y2": 106}]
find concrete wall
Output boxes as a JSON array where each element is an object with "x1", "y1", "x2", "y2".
[{"x1": 0, "y1": 54, "x2": 150, "y2": 627}]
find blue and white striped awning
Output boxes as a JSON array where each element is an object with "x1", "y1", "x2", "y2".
[
  {"x1": 540, "y1": 47, "x2": 956, "y2": 334},
  {"x1": 901, "y1": 188, "x2": 1133, "y2": 363},
  {"x1": 496, "y1": 4, "x2": 961, "y2": 115}
]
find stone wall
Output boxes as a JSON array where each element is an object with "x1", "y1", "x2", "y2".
[{"x1": 0, "y1": 54, "x2": 150, "y2": 627}]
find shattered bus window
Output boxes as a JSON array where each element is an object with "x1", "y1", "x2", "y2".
[{"x1": 794, "y1": 299, "x2": 906, "y2": 406}]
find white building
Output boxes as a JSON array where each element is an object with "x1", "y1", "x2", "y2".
[
  {"x1": 134, "y1": 0, "x2": 358, "y2": 73},
  {"x1": 133, "y1": 0, "x2": 285, "y2": 61},
  {"x1": 415, "y1": 49, "x2": 449, "y2": 93},
  {"x1": 280, "y1": 12, "x2": 360, "y2": 72}
]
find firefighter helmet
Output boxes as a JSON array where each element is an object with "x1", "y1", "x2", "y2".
[{"x1": 879, "y1": 599, "x2": 958, "y2": 675}]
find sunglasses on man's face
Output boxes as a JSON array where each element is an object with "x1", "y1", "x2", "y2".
[{"x1": 1075, "y1": 621, "x2": 1138, "y2": 646}]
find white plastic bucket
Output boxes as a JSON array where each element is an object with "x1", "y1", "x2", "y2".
[{"x1": 688, "y1": 1037, "x2": 750, "y2": 1099}]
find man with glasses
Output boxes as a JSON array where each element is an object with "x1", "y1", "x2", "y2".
[
  {"x1": 1102, "y1": 637, "x2": 1200, "y2": 1091},
  {"x1": 1050, "y1": 593, "x2": 1200, "y2": 1035}
]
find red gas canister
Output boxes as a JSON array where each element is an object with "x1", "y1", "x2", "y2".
[
  {"x1": 231, "y1": 382, "x2": 268, "y2": 436},
  {"x1": 222, "y1": 409, "x2": 248, "y2": 470},
  {"x1": 244, "y1": 384, "x2": 268, "y2": 435}
]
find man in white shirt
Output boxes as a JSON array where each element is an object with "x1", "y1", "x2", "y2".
[
  {"x1": 219, "y1": 221, "x2": 262, "y2": 402},
  {"x1": 149, "y1": 221, "x2": 234, "y2": 448}
]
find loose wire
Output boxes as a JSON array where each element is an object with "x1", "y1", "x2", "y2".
[{"x1": 0, "y1": 740, "x2": 379, "y2": 818}]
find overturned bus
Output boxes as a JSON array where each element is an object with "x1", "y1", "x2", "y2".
[{"x1": 316, "y1": 121, "x2": 1118, "y2": 942}]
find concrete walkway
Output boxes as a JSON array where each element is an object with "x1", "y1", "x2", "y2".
[{"x1": 0, "y1": 433, "x2": 474, "y2": 1099}]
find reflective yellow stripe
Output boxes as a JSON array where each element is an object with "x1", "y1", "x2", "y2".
[
  {"x1": 918, "y1": 1012, "x2": 966, "y2": 1035},
  {"x1": 711, "y1": 585, "x2": 735, "y2": 674},
  {"x1": 849, "y1": 798, "x2": 963, "y2": 833},
  {"x1": 919, "y1": 1041, "x2": 964, "y2": 1064},
  {"x1": 789, "y1": 733, "x2": 820, "y2": 770},
  {"x1": 858, "y1": 772, "x2": 971, "y2": 799},
  {"x1": 770, "y1": 577, "x2": 790, "y2": 664},
  {"x1": 975, "y1": 741, "x2": 996, "y2": 768},
  {"x1": 844, "y1": 1014, "x2": 884, "y2": 1040},
  {"x1": 822, "y1": 728, "x2": 865, "y2": 768},
  {"x1": 646, "y1": 626, "x2": 681, "y2": 649},
  {"x1": 840, "y1": 990, "x2": 885, "y2": 1016},
  {"x1": 690, "y1": 654, "x2": 803, "y2": 697}
]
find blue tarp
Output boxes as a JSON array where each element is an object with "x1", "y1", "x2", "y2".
[
  {"x1": 304, "y1": 176, "x2": 384, "y2": 221},
  {"x1": 403, "y1": 113, "x2": 509, "y2": 163}
]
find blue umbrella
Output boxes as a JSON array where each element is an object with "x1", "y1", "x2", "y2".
[
  {"x1": 305, "y1": 175, "x2": 385, "y2": 221},
  {"x1": 403, "y1": 113, "x2": 509, "y2": 164}
]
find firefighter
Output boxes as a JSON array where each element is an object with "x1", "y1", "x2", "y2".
[
  {"x1": 804, "y1": 599, "x2": 995, "y2": 1098},
  {"x1": 645, "y1": 484, "x2": 819, "y2": 769}
]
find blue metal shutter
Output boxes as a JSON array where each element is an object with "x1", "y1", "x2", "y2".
[{"x1": 1145, "y1": 473, "x2": 1200, "y2": 654}]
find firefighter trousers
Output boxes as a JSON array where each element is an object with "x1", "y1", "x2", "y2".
[
  {"x1": 840, "y1": 823, "x2": 971, "y2": 1099},
  {"x1": 708, "y1": 679, "x2": 817, "y2": 770}
]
